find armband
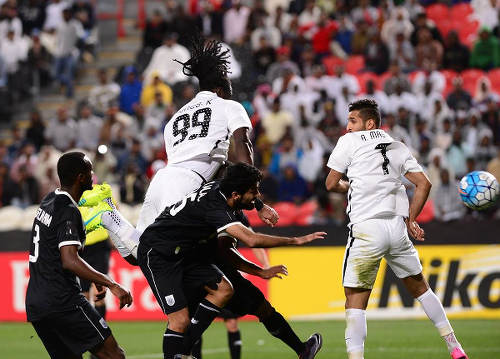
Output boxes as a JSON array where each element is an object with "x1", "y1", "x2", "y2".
[{"x1": 254, "y1": 198, "x2": 264, "y2": 211}]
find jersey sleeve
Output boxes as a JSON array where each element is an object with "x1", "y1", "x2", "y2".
[
  {"x1": 401, "y1": 145, "x2": 423, "y2": 174},
  {"x1": 225, "y1": 100, "x2": 252, "y2": 135},
  {"x1": 327, "y1": 134, "x2": 352, "y2": 174},
  {"x1": 206, "y1": 207, "x2": 245, "y2": 233},
  {"x1": 56, "y1": 207, "x2": 84, "y2": 249}
]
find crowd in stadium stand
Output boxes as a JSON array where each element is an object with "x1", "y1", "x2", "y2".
[{"x1": 1, "y1": 0, "x2": 500, "y2": 226}]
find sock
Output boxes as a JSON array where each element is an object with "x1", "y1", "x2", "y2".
[
  {"x1": 164, "y1": 328, "x2": 184, "y2": 359},
  {"x1": 95, "y1": 304, "x2": 106, "y2": 319},
  {"x1": 261, "y1": 310, "x2": 305, "y2": 355},
  {"x1": 182, "y1": 299, "x2": 221, "y2": 354},
  {"x1": 227, "y1": 330, "x2": 241, "y2": 359},
  {"x1": 345, "y1": 308, "x2": 366, "y2": 359},
  {"x1": 191, "y1": 337, "x2": 202, "y2": 359},
  {"x1": 417, "y1": 289, "x2": 461, "y2": 353},
  {"x1": 102, "y1": 209, "x2": 140, "y2": 258}
]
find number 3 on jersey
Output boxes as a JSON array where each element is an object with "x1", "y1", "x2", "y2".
[
  {"x1": 29, "y1": 224, "x2": 40, "y2": 263},
  {"x1": 172, "y1": 108, "x2": 212, "y2": 147}
]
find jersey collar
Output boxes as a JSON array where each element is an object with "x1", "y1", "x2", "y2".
[{"x1": 55, "y1": 188, "x2": 79, "y2": 207}]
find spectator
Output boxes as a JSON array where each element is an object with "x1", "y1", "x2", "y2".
[
  {"x1": 446, "y1": 77, "x2": 472, "y2": 111},
  {"x1": 139, "y1": 124, "x2": 164, "y2": 162},
  {"x1": 482, "y1": 99, "x2": 500, "y2": 145},
  {"x1": 381, "y1": 7, "x2": 413, "y2": 47},
  {"x1": 410, "y1": 12, "x2": 442, "y2": 47},
  {"x1": 351, "y1": 0, "x2": 379, "y2": 26},
  {"x1": 385, "y1": 112, "x2": 412, "y2": 146},
  {"x1": 357, "y1": 80, "x2": 390, "y2": 114},
  {"x1": 44, "y1": 106, "x2": 77, "y2": 151},
  {"x1": 119, "y1": 66, "x2": 142, "y2": 115},
  {"x1": 332, "y1": 15, "x2": 353, "y2": 57},
  {"x1": 487, "y1": 147, "x2": 500, "y2": 184},
  {"x1": 443, "y1": 31, "x2": 470, "y2": 73},
  {"x1": 261, "y1": 97, "x2": 294, "y2": 144},
  {"x1": 0, "y1": 29, "x2": 27, "y2": 101},
  {"x1": 272, "y1": 65, "x2": 306, "y2": 96},
  {"x1": 434, "y1": 117, "x2": 453, "y2": 151},
  {"x1": 412, "y1": 60, "x2": 445, "y2": 95},
  {"x1": 75, "y1": 102, "x2": 103, "y2": 150},
  {"x1": 53, "y1": 8, "x2": 84, "y2": 98},
  {"x1": 434, "y1": 169, "x2": 466, "y2": 222},
  {"x1": 311, "y1": 13, "x2": 337, "y2": 59},
  {"x1": 259, "y1": 168, "x2": 279, "y2": 204},
  {"x1": 470, "y1": 27, "x2": 500, "y2": 70},
  {"x1": 35, "y1": 145, "x2": 61, "y2": 198},
  {"x1": 0, "y1": 162, "x2": 17, "y2": 207},
  {"x1": 18, "y1": 0, "x2": 46, "y2": 36},
  {"x1": 119, "y1": 163, "x2": 146, "y2": 204},
  {"x1": 323, "y1": 64, "x2": 359, "y2": 101},
  {"x1": 43, "y1": 0, "x2": 66, "y2": 30},
  {"x1": 266, "y1": 45, "x2": 300, "y2": 83},
  {"x1": 447, "y1": 130, "x2": 470, "y2": 179},
  {"x1": 28, "y1": 30, "x2": 53, "y2": 94},
  {"x1": 474, "y1": 77, "x2": 500, "y2": 105},
  {"x1": 92, "y1": 147, "x2": 117, "y2": 184},
  {"x1": 223, "y1": 0, "x2": 250, "y2": 44},
  {"x1": 116, "y1": 138, "x2": 148, "y2": 176},
  {"x1": 140, "y1": 72, "x2": 173, "y2": 108},
  {"x1": 388, "y1": 31, "x2": 414, "y2": 73},
  {"x1": 142, "y1": 9, "x2": 168, "y2": 50},
  {"x1": 476, "y1": 128, "x2": 497, "y2": 169},
  {"x1": 25, "y1": 109, "x2": 45, "y2": 151},
  {"x1": 143, "y1": 32, "x2": 190, "y2": 85},
  {"x1": 10, "y1": 143, "x2": 38, "y2": 183},
  {"x1": 10, "y1": 163, "x2": 39, "y2": 208},
  {"x1": 165, "y1": 4, "x2": 196, "y2": 49},
  {"x1": 350, "y1": 20, "x2": 370, "y2": 55},
  {"x1": 250, "y1": 14, "x2": 281, "y2": 51},
  {"x1": 253, "y1": 36, "x2": 276, "y2": 76},
  {"x1": 0, "y1": 3, "x2": 23, "y2": 39},
  {"x1": 7, "y1": 125, "x2": 25, "y2": 160},
  {"x1": 269, "y1": 135, "x2": 303, "y2": 176},
  {"x1": 415, "y1": 27, "x2": 443, "y2": 69},
  {"x1": 278, "y1": 164, "x2": 310, "y2": 204},
  {"x1": 298, "y1": 0, "x2": 321, "y2": 26},
  {"x1": 364, "y1": 30, "x2": 390, "y2": 75},
  {"x1": 195, "y1": 1, "x2": 224, "y2": 38},
  {"x1": 271, "y1": 6, "x2": 293, "y2": 34},
  {"x1": 88, "y1": 68, "x2": 121, "y2": 115},
  {"x1": 384, "y1": 61, "x2": 411, "y2": 95}
]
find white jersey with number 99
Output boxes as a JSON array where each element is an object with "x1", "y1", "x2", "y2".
[
  {"x1": 327, "y1": 129, "x2": 423, "y2": 224},
  {"x1": 164, "y1": 91, "x2": 252, "y2": 165}
]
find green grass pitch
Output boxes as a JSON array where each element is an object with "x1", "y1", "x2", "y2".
[{"x1": 2, "y1": 319, "x2": 499, "y2": 358}]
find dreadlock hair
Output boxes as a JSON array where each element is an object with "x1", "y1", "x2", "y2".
[
  {"x1": 348, "y1": 99, "x2": 381, "y2": 128},
  {"x1": 174, "y1": 33, "x2": 232, "y2": 96}
]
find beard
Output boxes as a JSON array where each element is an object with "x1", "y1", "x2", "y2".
[{"x1": 234, "y1": 198, "x2": 255, "y2": 210}]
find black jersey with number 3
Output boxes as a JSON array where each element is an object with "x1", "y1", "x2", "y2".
[
  {"x1": 25, "y1": 190, "x2": 87, "y2": 322},
  {"x1": 140, "y1": 181, "x2": 249, "y2": 258}
]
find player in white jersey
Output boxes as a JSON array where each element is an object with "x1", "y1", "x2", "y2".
[{"x1": 325, "y1": 99, "x2": 468, "y2": 359}]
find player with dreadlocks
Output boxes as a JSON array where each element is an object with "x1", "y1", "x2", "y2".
[{"x1": 78, "y1": 33, "x2": 292, "y2": 357}]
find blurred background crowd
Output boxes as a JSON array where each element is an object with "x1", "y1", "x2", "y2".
[{"x1": 1, "y1": 0, "x2": 500, "y2": 228}]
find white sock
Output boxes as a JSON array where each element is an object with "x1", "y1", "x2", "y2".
[
  {"x1": 102, "y1": 208, "x2": 140, "y2": 258},
  {"x1": 417, "y1": 289, "x2": 461, "y2": 352},
  {"x1": 345, "y1": 308, "x2": 366, "y2": 359}
]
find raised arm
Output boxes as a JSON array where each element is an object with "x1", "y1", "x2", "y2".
[
  {"x1": 404, "y1": 171, "x2": 432, "y2": 241},
  {"x1": 228, "y1": 127, "x2": 253, "y2": 165}
]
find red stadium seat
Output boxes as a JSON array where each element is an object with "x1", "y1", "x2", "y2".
[
  {"x1": 461, "y1": 69, "x2": 485, "y2": 96},
  {"x1": 441, "y1": 69, "x2": 459, "y2": 96},
  {"x1": 322, "y1": 56, "x2": 344, "y2": 75},
  {"x1": 426, "y1": 4, "x2": 449, "y2": 22},
  {"x1": 408, "y1": 70, "x2": 423, "y2": 83},
  {"x1": 487, "y1": 69, "x2": 500, "y2": 94},
  {"x1": 294, "y1": 201, "x2": 318, "y2": 226},
  {"x1": 345, "y1": 55, "x2": 365, "y2": 75},
  {"x1": 416, "y1": 199, "x2": 434, "y2": 223},
  {"x1": 377, "y1": 72, "x2": 392, "y2": 91},
  {"x1": 436, "y1": 19, "x2": 454, "y2": 38},
  {"x1": 272, "y1": 202, "x2": 297, "y2": 227},
  {"x1": 450, "y1": 3, "x2": 473, "y2": 20},
  {"x1": 355, "y1": 72, "x2": 378, "y2": 94},
  {"x1": 458, "y1": 20, "x2": 479, "y2": 48}
]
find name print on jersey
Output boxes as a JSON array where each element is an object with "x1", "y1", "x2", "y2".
[
  {"x1": 35, "y1": 208, "x2": 52, "y2": 227},
  {"x1": 360, "y1": 130, "x2": 387, "y2": 142}
]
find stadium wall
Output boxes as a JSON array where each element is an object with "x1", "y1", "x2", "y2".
[{"x1": 1, "y1": 221, "x2": 499, "y2": 321}]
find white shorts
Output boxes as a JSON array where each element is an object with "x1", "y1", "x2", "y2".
[
  {"x1": 136, "y1": 166, "x2": 205, "y2": 232},
  {"x1": 342, "y1": 216, "x2": 422, "y2": 289}
]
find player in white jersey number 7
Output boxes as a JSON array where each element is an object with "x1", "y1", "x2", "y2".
[{"x1": 325, "y1": 99, "x2": 468, "y2": 359}]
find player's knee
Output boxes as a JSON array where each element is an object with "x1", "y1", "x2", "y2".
[
  {"x1": 217, "y1": 278, "x2": 234, "y2": 301},
  {"x1": 255, "y1": 300, "x2": 275, "y2": 320},
  {"x1": 225, "y1": 318, "x2": 238, "y2": 332}
]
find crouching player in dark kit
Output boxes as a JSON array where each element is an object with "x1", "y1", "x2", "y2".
[
  {"x1": 25, "y1": 152, "x2": 133, "y2": 359},
  {"x1": 136, "y1": 163, "x2": 325, "y2": 359}
]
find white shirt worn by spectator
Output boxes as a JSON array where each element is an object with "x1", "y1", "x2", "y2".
[
  {"x1": 321, "y1": 74, "x2": 360, "y2": 99},
  {"x1": 0, "y1": 37, "x2": 27, "y2": 73},
  {"x1": 298, "y1": 6, "x2": 321, "y2": 26},
  {"x1": 45, "y1": 117, "x2": 77, "y2": 152},
  {"x1": 223, "y1": 5, "x2": 250, "y2": 44},
  {"x1": 381, "y1": 7, "x2": 414, "y2": 45},
  {"x1": 55, "y1": 19, "x2": 84, "y2": 57},
  {"x1": 251, "y1": 24, "x2": 282, "y2": 50},
  {"x1": 272, "y1": 75, "x2": 306, "y2": 95},
  {"x1": 412, "y1": 71, "x2": 445, "y2": 96},
  {"x1": 0, "y1": 17, "x2": 23, "y2": 40},
  {"x1": 298, "y1": 137, "x2": 325, "y2": 182},
  {"x1": 44, "y1": 1, "x2": 68, "y2": 30},
  {"x1": 144, "y1": 43, "x2": 190, "y2": 85},
  {"x1": 434, "y1": 181, "x2": 466, "y2": 221},
  {"x1": 76, "y1": 115, "x2": 103, "y2": 150},
  {"x1": 89, "y1": 82, "x2": 121, "y2": 114},
  {"x1": 327, "y1": 129, "x2": 423, "y2": 224},
  {"x1": 387, "y1": 91, "x2": 418, "y2": 113}
]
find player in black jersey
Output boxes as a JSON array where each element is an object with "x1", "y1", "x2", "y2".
[
  {"x1": 25, "y1": 152, "x2": 133, "y2": 359},
  {"x1": 138, "y1": 163, "x2": 326, "y2": 359}
]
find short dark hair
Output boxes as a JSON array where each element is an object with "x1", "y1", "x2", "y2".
[
  {"x1": 219, "y1": 163, "x2": 263, "y2": 197},
  {"x1": 174, "y1": 33, "x2": 231, "y2": 94},
  {"x1": 57, "y1": 151, "x2": 91, "y2": 187},
  {"x1": 348, "y1": 99, "x2": 381, "y2": 127}
]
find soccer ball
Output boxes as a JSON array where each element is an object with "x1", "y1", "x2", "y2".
[{"x1": 458, "y1": 171, "x2": 499, "y2": 210}]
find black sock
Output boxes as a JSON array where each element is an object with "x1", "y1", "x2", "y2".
[
  {"x1": 163, "y1": 328, "x2": 184, "y2": 359},
  {"x1": 228, "y1": 330, "x2": 241, "y2": 359},
  {"x1": 95, "y1": 305, "x2": 106, "y2": 319},
  {"x1": 182, "y1": 299, "x2": 221, "y2": 354},
  {"x1": 261, "y1": 310, "x2": 305, "y2": 355},
  {"x1": 191, "y1": 337, "x2": 202, "y2": 359}
]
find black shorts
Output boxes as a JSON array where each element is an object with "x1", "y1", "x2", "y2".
[
  {"x1": 222, "y1": 266, "x2": 266, "y2": 318},
  {"x1": 137, "y1": 244, "x2": 223, "y2": 315},
  {"x1": 80, "y1": 240, "x2": 111, "y2": 292},
  {"x1": 31, "y1": 300, "x2": 112, "y2": 359}
]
